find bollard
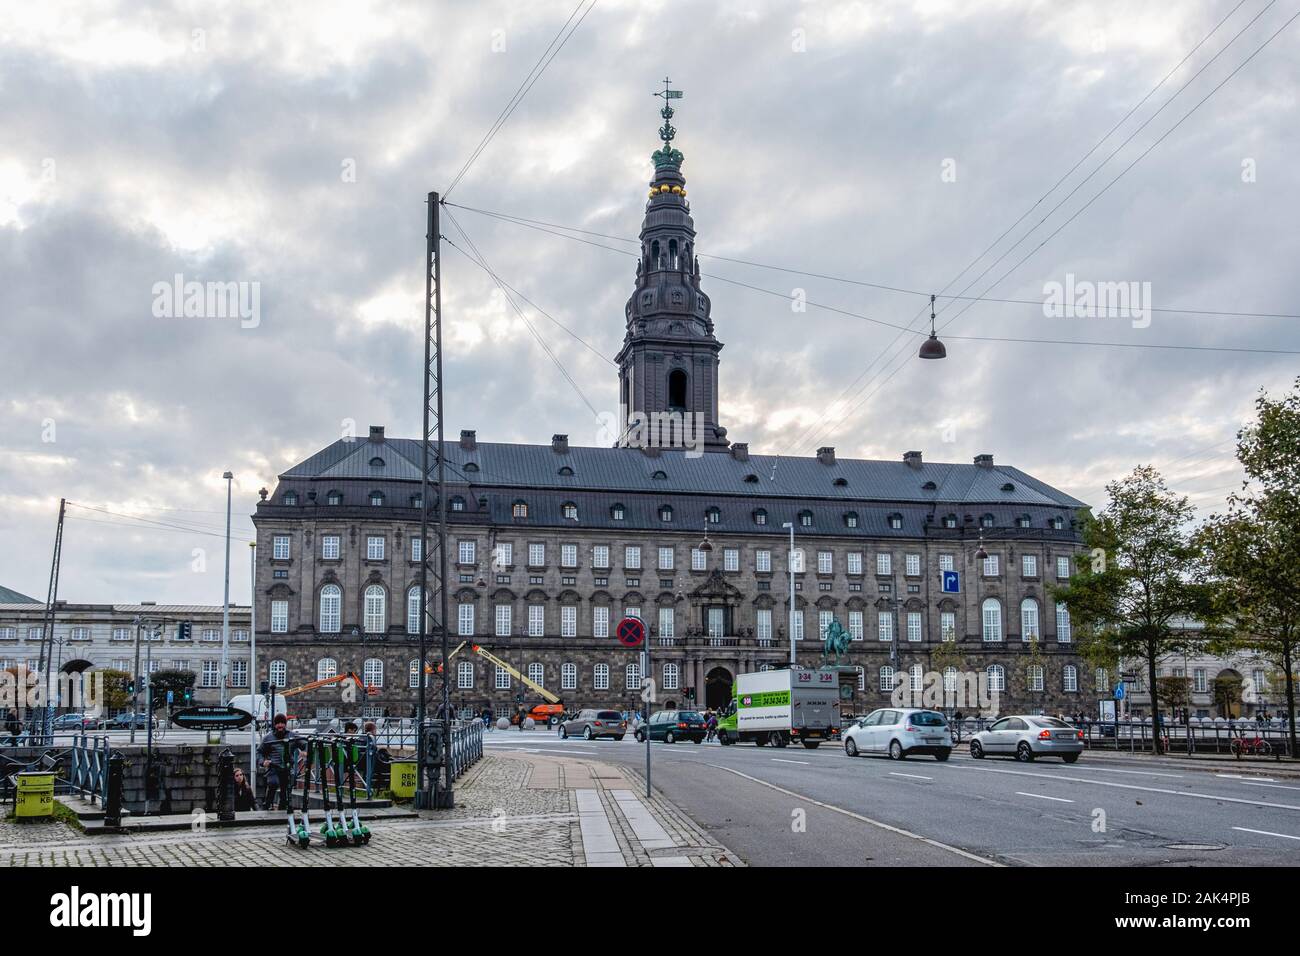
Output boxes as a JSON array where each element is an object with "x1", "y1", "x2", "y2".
[
  {"x1": 216, "y1": 748, "x2": 236, "y2": 821},
  {"x1": 104, "y1": 751, "x2": 125, "y2": 829}
]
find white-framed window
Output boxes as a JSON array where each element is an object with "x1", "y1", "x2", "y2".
[
  {"x1": 724, "y1": 548, "x2": 739, "y2": 572},
  {"x1": 1021, "y1": 598, "x2": 1039, "y2": 641},
  {"x1": 528, "y1": 663, "x2": 544, "y2": 688},
  {"x1": 561, "y1": 543, "x2": 578, "y2": 568},
  {"x1": 322, "y1": 535, "x2": 340, "y2": 560},
  {"x1": 408, "y1": 660, "x2": 421, "y2": 689},
  {"x1": 943, "y1": 666, "x2": 958, "y2": 693},
  {"x1": 692, "y1": 547, "x2": 707, "y2": 570},
  {"x1": 907, "y1": 612, "x2": 922, "y2": 642},
  {"x1": 986, "y1": 664, "x2": 1005, "y2": 692},
  {"x1": 626, "y1": 662, "x2": 641, "y2": 691},
  {"x1": 789, "y1": 549, "x2": 805, "y2": 573},
  {"x1": 1022, "y1": 554, "x2": 1038, "y2": 577},
  {"x1": 411, "y1": 537, "x2": 422, "y2": 562},
  {"x1": 792, "y1": 610, "x2": 804, "y2": 641},
  {"x1": 457, "y1": 603, "x2": 474, "y2": 637},
  {"x1": 592, "y1": 545, "x2": 610, "y2": 569},
  {"x1": 848, "y1": 610, "x2": 864, "y2": 641},
  {"x1": 593, "y1": 606, "x2": 609, "y2": 639},
  {"x1": 756, "y1": 609, "x2": 772, "y2": 641},
  {"x1": 201, "y1": 660, "x2": 220, "y2": 688},
  {"x1": 230, "y1": 659, "x2": 248, "y2": 688},
  {"x1": 624, "y1": 545, "x2": 641, "y2": 569},
  {"x1": 317, "y1": 657, "x2": 338, "y2": 681},
  {"x1": 561, "y1": 605, "x2": 577, "y2": 638},
  {"x1": 528, "y1": 543, "x2": 545, "y2": 566},
  {"x1": 1252, "y1": 669, "x2": 1267, "y2": 694},
  {"x1": 202, "y1": 628, "x2": 221, "y2": 642},
  {"x1": 1056, "y1": 556, "x2": 1071, "y2": 578},
  {"x1": 910, "y1": 664, "x2": 923, "y2": 692},
  {"x1": 856, "y1": 665, "x2": 865, "y2": 691},
  {"x1": 876, "y1": 553, "x2": 891, "y2": 576},
  {"x1": 847, "y1": 552, "x2": 863, "y2": 575},
  {"x1": 905, "y1": 553, "x2": 921, "y2": 577},
  {"x1": 271, "y1": 600, "x2": 288, "y2": 634},
  {"x1": 941, "y1": 611, "x2": 956, "y2": 642},
  {"x1": 512, "y1": 502, "x2": 528, "y2": 518},
  {"x1": 939, "y1": 554, "x2": 954, "y2": 572},
  {"x1": 458, "y1": 661, "x2": 474, "y2": 689},
  {"x1": 458, "y1": 540, "x2": 476, "y2": 564},
  {"x1": 407, "y1": 586, "x2": 423, "y2": 635},
  {"x1": 879, "y1": 666, "x2": 895, "y2": 691},
  {"x1": 562, "y1": 502, "x2": 578, "y2": 520},
  {"x1": 232, "y1": 629, "x2": 249, "y2": 643},
  {"x1": 269, "y1": 660, "x2": 287, "y2": 687},
  {"x1": 363, "y1": 658, "x2": 384, "y2": 689},
  {"x1": 1027, "y1": 664, "x2": 1044, "y2": 691},
  {"x1": 819, "y1": 610, "x2": 834, "y2": 640},
  {"x1": 319, "y1": 584, "x2": 341, "y2": 633},
  {"x1": 111, "y1": 627, "x2": 131, "y2": 642},
  {"x1": 658, "y1": 546, "x2": 674, "y2": 570},
  {"x1": 981, "y1": 598, "x2": 1002, "y2": 642},
  {"x1": 494, "y1": 542, "x2": 512, "y2": 567},
  {"x1": 495, "y1": 665, "x2": 510, "y2": 690},
  {"x1": 528, "y1": 605, "x2": 545, "y2": 638},
  {"x1": 756, "y1": 550, "x2": 771, "y2": 573},
  {"x1": 364, "y1": 585, "x2": 386, "y2": 633},
  {"x1": 594, "y1": 663, "x2": 609, "y2": 691},
  {"x1": 817, "y1": 551, "x2": 833, "y2": 574},
  {"x1": 495, "y1": 605, "x2": 512, "y2": 637},
  {"x1": 561, "y1": 663, "x2": 577, "y2": 691},
  {"x1": 1055, "y1": 602, "x2": 1072, "y2": 643},
  {"x1": 273, "y1": 535, "x2": 291, "y2": 560},
  {"x1": 68, "y1": 626, "x2": 89, "y2": 641},
  {"x1": 663, "y1": 662, "x2": 679, "y2": 690},
  {"x1": 1063, "y1": 665, "x2": 1078, "y2": 693},
  {"x1": 983, "y1": 554, "x2": 999, "y2": 577},
  {"x1": 877, "y1": 611, "x2": 893, "y2": 641},
  {"x1": 624, "y1": 606, "x2": 641, "y2": 620},
  {"x1": 365, "y1": 536, "x2": 384, "y2": 561},
  {"x1": 658, "y1": 607, "x2": 674, "y2": 639}
]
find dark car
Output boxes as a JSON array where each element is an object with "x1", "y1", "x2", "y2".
[
  {"x1": 106, "y1": 712, "x2": 157, "y2": 730},
  {"x1": 634, "y1": 710, "x2": 706, "y2": 744},
  {"x1": 51, "y1": 712, "x2": 101, "y2": 731}
]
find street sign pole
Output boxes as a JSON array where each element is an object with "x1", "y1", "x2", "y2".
[{"x1": 645, "y1": 639, "x2": 651, "y2": 799}]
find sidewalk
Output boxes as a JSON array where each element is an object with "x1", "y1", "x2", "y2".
[{"x1": 0, "y1": 751, "x2": 741, "y2": 867}]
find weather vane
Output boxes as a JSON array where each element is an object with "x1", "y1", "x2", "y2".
[{"x1": 651, "y1": 77, "x2": 684, "y2": 169}]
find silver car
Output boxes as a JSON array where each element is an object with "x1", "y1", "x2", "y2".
[
  {"x1": 843, "y1": 708, "x2": 953, "y2": 761},
  {"x1": 969, "y1": 715, "x2": 1084, "y2": 762},
  {"x1": 558, "y1": 709, "x2": 627, "y2": 741}
]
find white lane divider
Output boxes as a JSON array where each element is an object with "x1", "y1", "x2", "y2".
[
  {"x1": 1233, "y1": 826, "x2": 1300, "y2": 841},
  {"x1": 1016, "y1": 791, "x2": 1074, "y2": 803},
  {"x1": 771, "y1": 758, "x2": 811, "y2": 765},
  {"x1": 1064, "y1": 766, "x2": 1184, "y2": 779},
  {"x1": 889, "y1": 772, "x2": 933, "y2": 781},
  {"x1": 1236, "y1": 780, "x2": 1300, "y2": 792},
  {"x1": 1217, "y1": 774, "x2": 1275, "y2": 782}
]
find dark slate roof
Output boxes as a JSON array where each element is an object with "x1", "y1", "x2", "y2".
[
  {"x1": 0, "y1": 583, "x2": 37, "y2": 603},
  {"x1": 278, "y1": 437, "x2": 1088, "y2": 509}
]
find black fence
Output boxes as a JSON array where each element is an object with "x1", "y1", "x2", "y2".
[{"x1": 943, "y1": 717, "x2": 1296, "y2": 759}]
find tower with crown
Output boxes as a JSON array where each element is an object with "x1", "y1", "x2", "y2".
[{"x1": 616, "y1": 80, "x2": 728, "y2": 452}]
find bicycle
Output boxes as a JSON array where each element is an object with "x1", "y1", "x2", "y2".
[{"x1": 1229, "y1": 735, "x2": 1272, "y2": 758}]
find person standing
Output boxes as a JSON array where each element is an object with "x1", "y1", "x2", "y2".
[{"x1": 260, "y1": 713, "x2": 301, "y2": 811}]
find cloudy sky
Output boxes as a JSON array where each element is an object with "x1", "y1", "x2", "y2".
[{"x1": 2, "y1": 0, "x2": 1297, "y2": 607}]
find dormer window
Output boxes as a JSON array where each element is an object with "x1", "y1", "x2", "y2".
[
  {"x1": 980, "y1": 514, "x2": 995, "y2": 528},
  {"x1": 369, "y1": 456, "x2": 385, "y2": 467},
  {"x1": 1001, "y1": 482, "x2": 1015, "y2": 492},
  {"x1": 833, "y1": 477, "x2": 848, "y2": 487},
  {"x1": 660, "y1": 505, "x2": 673, "y2": 523},
  {"x1": 611, "y1": 503, "x2": 626, "y2": 521},
  {"x1": 449, "y1": 496, "x2": 466, "y2": 512},
  {"x1": 411, "y1": 494, "x2": 423, "y2": 509},
  {"x1": 943, "y1": 514, "x2": 958, "y2": 528},
  {"x1": 1049, "y1": 516, "x2": 1064, "y2": 530},
  {"x1": 283, "y1": 491, "x2": 299, "y2": 506},
  {"x1": 558, "y1": 466, "x2": 574, "y2": 476},
  {"x1": 888, "y1": 514, "x2": 903, "y2": 530},
  {"x1": 562, "y1": 502, "x2": 578, "y2": 520},
  {"x1": 753, "y1": 509, "x2": 767, "y2": 526},
  {"x1": 844, "y1": 512, "x2": 859, "y2": 528},
  {"x1": 744, "y1": 474, "x2": 759, "y2": 484},
  {"x1": 651, "y1": 470, "x2": 668, "y2": 480},
  {"x1": 1016, "y1": 515, "x2": 1031, "y2": 528},
  {"x1": 512, "y1": 501, "x2": 529, "y2": 519},
  {"x1": 463, "y1": 462, "x2": 479, "y2": 473},
  {"x1": 922, "y1": 481, "x2": 938, "y2": 491},
  {"x1": 706, "y1": 507, "x2": 721, "y2": 524},
  {"x1": 326, "y1": 490, "x2": 342, "y2": 506},
  {"x1": 369, "y1": 491, "x2": 384, "y2": 507},
  {"x1": 798, "y1": 510, "x2": 813, "y2": 527}
]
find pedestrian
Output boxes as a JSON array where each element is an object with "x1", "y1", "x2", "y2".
[
  {"x1": 517, "y1": 706, "x2": 528, "y2": 731},
  {"x1": 232, "y1": 767, "x2": 257, "y2": 812},
  {"x1": 705, "y1": 710, "x2": 718, "y2": 742},
  {"x1": 3, "y1": 707, "x2": 21, "y2": 744},
  {"x1": 260, "y1": 713, "x2": 302, "y2": 811}
]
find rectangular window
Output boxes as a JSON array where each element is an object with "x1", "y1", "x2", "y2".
[
  {"x1": 905, "y1": 553, "x2": 921, "y2": 577},
  {"x1": 458, "y1": 603, "x2": 474, "y2": 637},
  {"x1": 789, "y1": 549, "x2": 805, "y2": 573},
  {"x1": 847, "y1": 552, "x2": 863, "y2": 575},
  {"x1": 1022, "y1": 554, "x2": 1038, "y2": 577},
  {"x1": 756, "y1": 550, "x2": 771, "y2": 573},
  {"x1": 112, "y1": 627, "x2": 131, "y2": 641},
  {"x1": 907, "y1": 612, "x2": 922, "y2": 642},
  {"x1": 939, "y1": 553, "x2": 954, "y2": 572},
  {"x1": 724, "y1": 548, "x2": 739, "y2": 572},
  {"x1": 561, "y1": 543, "x2": 578, "y2": 568},
  {"x1": 495, "y1": 666, "x2": 510, "y2": 690},
  {"x1": 528, "y1": 543, "x2": 545, "y2": 566},
  {"x1": 201, "y1": 660, "x2": 220, "y2": 688},
  {"x1": 625, "y1": 607, "x2": 641, "y2": 621},
  {"x1": 624, "y1": 546, "x2": 641, "y2": 569},
  {"x1": 366, "y1": 536, "x2": 385, "y2": 561},
  {"x1": 756, "y1": 609, "x2": 772, "y2": 641},
  {"x1": 495, "y1": 605, "x2": 512, "y2": 637},
  {"x1": 658, "y1": 547, "x2": 673, "y2": 570},
  {"x1": 818, "y1": 611, "x2": 833, "y2": 641},
  {"x1": 231, "y1": 659, "x2": 248, "y2": 688},
  {"x1": 202, "y1": 628, "x2": 220, "y2": 642},
  {"x1": 792, "y1": 610, "x2": 804, "y2": 641},
  {"x1": 322, "y1": 535, "x2": 340, "y2": 560},
  {"x1": 941, "y1": 611, "x2": 956, "y2": 642},
  {"x1": 594, "y1": 664, "x2": 610, "y2": 691},
  {"x1": 982, "y1": 554, "x2": 999, "y2": 577},
  {"x1": 1193, "y1": 668, "x2": 1207, "y2": 694},
  {"x1": 878, "y1": 611, "x2": 893, "y2": 641},
  {"x1": 817, "y1": 551, "x2": 833, "y2": 574},
  {"x1": 270, "y1": 601, "x2": 288, "y2": 634},
  {"x1": 1056, "y1": 556, "x2": 1071, "y2": 578},
  {"x1": 658, "y1": 607, "x2": 674, "y2": 639},
  {"x1": 691, "y1": 548, "x2": 707, "y2": 571},
  {"x1": 1055, "y1": 602, "x2": 1071, "y2": 643},
  {"x1": 273, "y1": 535, "x2": 290, "y2": 560},
  {"x1": 495, "y1": 542, "x2": 512, "y2": 566},
  {"x1": 528, "y1": 605, "x2": 545, "y2": 638},
  {"x1": 983, "y1": 603, "x2": 1003, "y2": 642},
  {"x1": 848, "y1": 610, "x2": 864, "y2": 640},
  {"x1": 1064, "y1": 668, "x2": 1078, "y2": 693},
  {"x1": 876, "y1": 553, "x2": 891, "y2": 576},
  {"x1": 411, "y1": 537, "x2": 422, "y2": 562},
  {"x1": 561, "y1": 606, "x2": 577, "y2": 638},
  {"x1": 562, "y1": 664, "x2": 577, "y2": 691},
  {"x1": 592, "y1": 545, "x2": 610, "y2": 569},
  {"x1": 458, "y1": 540, "x2": 476, "y2": 564},
  {"x1": 457, "y1": 661, "x2": 474, "y2": 689},
  {"x1": 593, "y1": 606, "x2": 609, "y2": 639}
]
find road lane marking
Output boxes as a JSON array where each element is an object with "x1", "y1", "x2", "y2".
[
  {"x1": 1063, "y1": 766, "x2": 1184, "y2": 779},
  {"x1": 707, "y1": 764, "x2": 1002, "y2": 866},
  {"x1": 1236, "y1": 781, "x2": 1300, "y2": 792},
  {"x1": 771, "y1": 758, "x2": 810, "y2": 765},
  {"x1": 1217, "y1": 774, "x2": 1275, "y2": 782},
  {"x1": 1016, "y1": 791, "x2": 1074, "y2": 803},
  {"x1": 959, "y1": 765, "x2": 1300, "y2": 811},
  {"x1": 1233, "y1": 826, "x2": 1300, "y2": 841},
  {"x1": 889, "y1": 772, "x2": 933, "y2": 781}
]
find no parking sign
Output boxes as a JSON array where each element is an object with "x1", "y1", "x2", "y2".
[{"x1": 616, "y1": 617, "x2": 645, "y2": 648}]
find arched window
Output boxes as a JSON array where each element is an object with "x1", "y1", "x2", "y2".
[
  {"x1": 1020, "y1": 598, "x2": 1040, "y2": 641},
  {"x1": 317, "y1": 658, "x2": 338, "y2": 681},
  {"x1": 943, "y1": 666, "x2": 958, "y2": 693},
  {"x1": 594, "y1": 663, "x2": 610, "y2": 691},
  {"x1": 562, "y1": 502, "x2": 578, "y2": 520},
  {"x1": 610, "y1": 503, "x2": 626, "y2": 520},
  {"x1": 1027, "y1": 664, "x2": 1044, "y2": 691},
  {"x1": 319, "y1": 584, "x2": 341, "y2": 633},
  {"x1": 364, "y1": 585, "x2": 387, "y2": 634},
  {"x1": 706, "y1": 506, "x2": 721, "y2": 524},
  {"x1": 980, "y1": 513, "x2": 994, "y2": 528},
  {"x1": 663, "y1": 662, "x2": 679, "y2": 690},
  {"x1": 1063, "y1": 665, "x2": 1078, "y2": 692},
  {"x1": 799, "y1": 510, "x2": 814, "y2": 527},
  {"x1": 363, "y1": 658, "x2": 384, "y2": 689},
  {"x1": 844, "y1": 511, "x2": 859, "y2": 528},
  {"x1": 283, "y1": 491, "x2": 298, "y2": 506},
  {"x1": 407, "y1": 586, "x2": 423, "y2": 635},
  {"x1": 909, "y1": 664, "x2": 923, "y2": 693},
  {"x1": 369, "y1": 491, "x2": 384, "y2": 507},
  {"x1": 269, "y1": 660, "x2": 287, "y2": 688},
  {"x1": 626, "y1": 662, "x2": 641, "y2": 691},
  {"x1": 986, "y1": 664, "x2": 1005, "y2": 692},
  {"x1": 879, "y1": 666, "x2": 895, "y2": 691},
  {"x1": 326, "y1": 490, "x2": 342, "y2": 506},
  {"x1": 512, "y1": 500, "x2": 529, "y2": 518},
  {"x1": 753, "y1": 508, "x2": 768, "y2": 525},
  {"x1": 408, "y1": 660, "x2": 421, "y2": 689},
  {"x1": 458, "y1": 660, "x2": 474, "y2": 689},
  {"x1": 528, "y1": 663, "x2": 544, "y2": 688},
  {"x1": 369, "y1": 456, "x2": 385, "y2": 467},
  {"x1": 982, "y1": 598, "x2": 1003, "y2": 642},
  {"x1": 659, "y1": 505, "x2": 673, "y2": 522},
  {"x1": 561, "y1": 662, "x2": 577, "y2": 690},
  {"x1": 558, "y1": 466, "x2": 574, "y2": 476},
  {"x1": 449, "y1": 496, "x2": 466, "y2": 512},
  {"x1": 668, "y1": 369, "x2": 688, "y2": 410}
]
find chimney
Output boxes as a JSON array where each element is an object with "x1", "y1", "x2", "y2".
[
  {"x1": 974, "y1": 453, "x2": 994, "y2": 469},
  {"x1": 904, "y1": 450, "x2": 923, "y2": 470},
  {"x1": 368, "y1": 425, "x2": 385, "y2": 442},
  {"x1": 551, "y1": 434, "x2": 569, "y2": 454},
  {"x1": 459, "y1": 429, "x2": 477, "y2": 450},
  {"x1": 816, "y1": 446, "x2": 836, "y2": 465},
  {"x1": 730, "y1": 442, "x2": 749, "y2": 462}
]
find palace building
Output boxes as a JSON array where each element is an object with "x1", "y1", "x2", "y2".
[{"x1": 250, "y1": 99, "x2": 1093, "y2": 722}]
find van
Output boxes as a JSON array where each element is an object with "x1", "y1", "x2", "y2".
[{"x1": 226, "y1": 693, "x2": 289, "y2": 729}]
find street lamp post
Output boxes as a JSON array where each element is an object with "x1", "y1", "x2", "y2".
[
  {"x1": 220, "y1": 472, "x2": 233, "y2": 718},
  {"x1": 782, "y1": 522, "x2": 797, "y2": 667},
  {"x1": 249, "y1": 540, "x2": 257, "y2": 791}
]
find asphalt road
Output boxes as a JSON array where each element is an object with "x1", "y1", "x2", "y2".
[{"x1": 483, "y1": 731, "x2": 1300, "y2": 867}]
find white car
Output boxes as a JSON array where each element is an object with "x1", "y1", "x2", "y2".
[
  {"x1": 843, "y1": 708, "x2": 953, "y2": 761},
  {"x1": 969, "y1": 715, "x2": 1084, "y2": 762}
]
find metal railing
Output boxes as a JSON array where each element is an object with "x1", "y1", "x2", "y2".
[
  {"x1": 940, "y1": 717, "x2": 1295, "y2": 759},
  {"x1": 69, "y1": 734, "x2": 113, "y2": 803}
]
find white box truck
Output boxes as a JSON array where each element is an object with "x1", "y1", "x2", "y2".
[{"x1": 716, "y1": 668, "x2": 840, "y2": 749}]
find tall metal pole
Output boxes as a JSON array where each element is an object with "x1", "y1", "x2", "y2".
[
  {"x1": 131, "y1": 617, "x2": 141, "y2": 745},
  {"x1": 32, "y1": 497, "x2": 65, "y2": 742},
  {"x1": 220, "y1": 472, "x2": 233, "y2": 713},
  {"x1": 783, "y1": 522, "x2": 796, "y2": 667},
  {"x1": 249, "y1": 540, "x2": 258, "y2": 791}
]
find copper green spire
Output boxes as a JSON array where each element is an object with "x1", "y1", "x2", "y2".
[{"x1": 652, "y1": 77, "x2": 684, "y2": 169}]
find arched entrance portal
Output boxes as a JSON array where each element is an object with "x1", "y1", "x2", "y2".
[{"x1": 705, "y1": 666, "x2": 733, "y2": 710}]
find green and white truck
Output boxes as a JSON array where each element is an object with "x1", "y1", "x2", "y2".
[{"x1": 716, "y1": 668, "x2": 841, "y2": 749}]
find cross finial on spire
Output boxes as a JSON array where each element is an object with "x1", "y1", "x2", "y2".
[{"x1": 651, "y1": 78, "x2": 684, "y2": 168}]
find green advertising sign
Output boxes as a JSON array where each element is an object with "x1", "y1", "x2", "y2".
[{"x1": 739, "y1": 691, "x2": 790, "y2": 709}]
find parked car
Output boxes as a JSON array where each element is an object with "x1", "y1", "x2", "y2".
[
  {"x1": 51, "y1": 712, "x2": 101, "y2": 731},
  {"x1": 969, "y1": 715, "x2": 1084, "y2": 762},
  {"x1": 558, "y1": 709, "x2": 627, "y2": 741},
  {"x1": 634, "y1": 710, "x2": 706, "y2": 744},
  {"x1": 106, "y1": 712, "x2": 157, "y2": 730},
  {"x1": 843, "y1": 708, "x2": 953, "y2": 760}
]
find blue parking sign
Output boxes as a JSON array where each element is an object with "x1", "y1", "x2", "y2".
[
  {"x1": 1113, "y1": 682, "x2": 1125, "y2": 701},
  {"x1": 941, "y1": 570, "x2": 960, "y2": 594}
]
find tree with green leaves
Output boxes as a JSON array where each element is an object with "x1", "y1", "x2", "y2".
[
  {"x1": 1052, "y1": 465, "x2": 1217, "y2": 754},
  {"x1": 148, "y1": 669, "x2": 197, "y2": 711},
  {"x1": 1199, "y1": 377, "x2": 1300, "y2": 757}
]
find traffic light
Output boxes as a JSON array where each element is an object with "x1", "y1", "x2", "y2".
[
  {"x1": 127, "y1": 680, "x2": 135, "y2": 695},
  {"x1": 177, "y1": 621, "x2": 192, "y2": 641},
  {"x1": 183, "y1": 688, "x2": 193, "y2": 704}
]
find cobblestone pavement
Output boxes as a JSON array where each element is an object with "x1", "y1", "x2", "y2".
[{"x1": 0, "y1": 753, "x2": 740, "y2": 867}]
